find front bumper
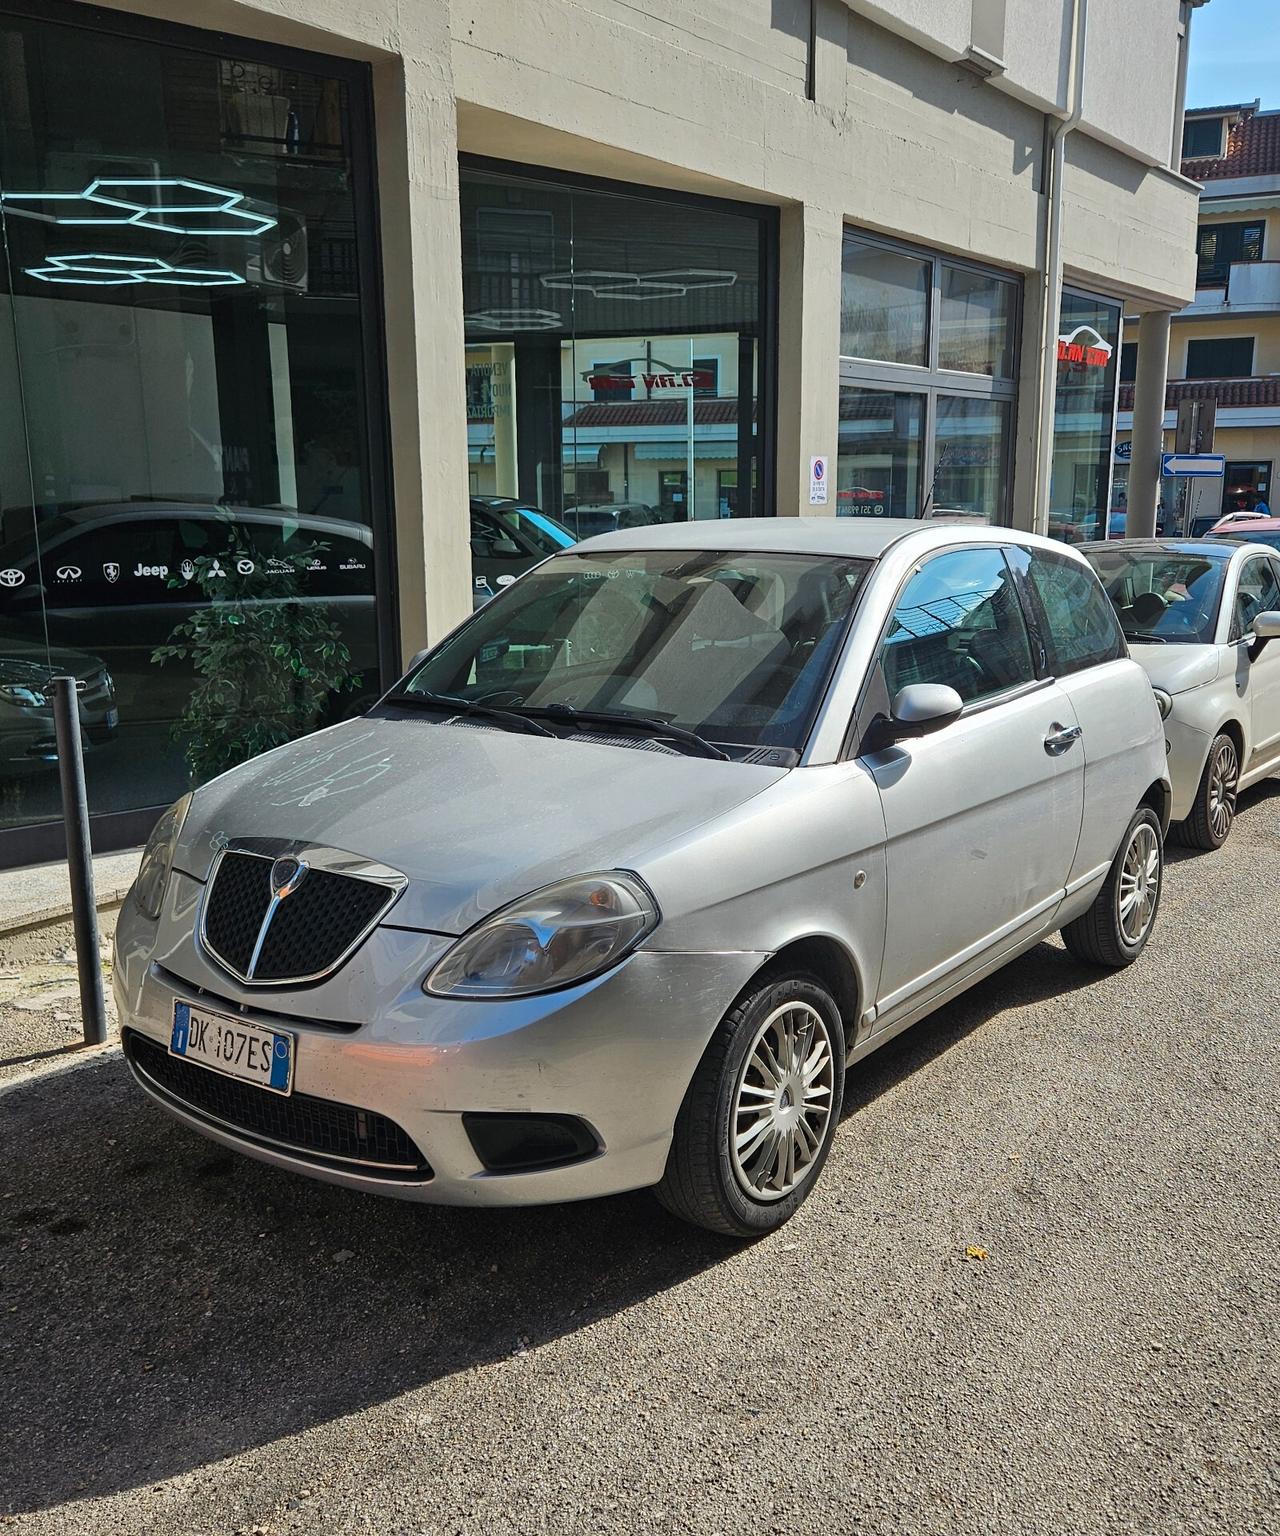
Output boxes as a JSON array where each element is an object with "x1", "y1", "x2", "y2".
[{"x1": 113, "y1": 873, "x2": 763, "y2": 1207}]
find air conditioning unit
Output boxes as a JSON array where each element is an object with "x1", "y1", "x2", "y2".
[
  {"x1": 247, "y1": 209, "x2": 308, "y2": 292},
  {"x1": 43, "y1": 151, "x2": 162, "y2": 187}
]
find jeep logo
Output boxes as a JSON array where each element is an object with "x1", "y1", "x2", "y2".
[{"x1": 134, "y1": 563, "x2": 169, "y2": 579}]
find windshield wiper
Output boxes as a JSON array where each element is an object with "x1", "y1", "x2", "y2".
[
  {"x1": 384, "y1": 689, "x2": 555, "y2": 738},
  {"x1": 522, "y1": 702, "x2": 729, "y2": 760},
  {"x1": 1121, "y1": 630, "x2": 1170, "y2": 644}
]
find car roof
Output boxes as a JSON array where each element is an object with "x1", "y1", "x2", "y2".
[
  {"x1": 1214, "y1": 516, "x2": 1280, "y2": 532},
  {"x1": 1077, "y1": 537, "x2": 1237, "y2": 558},
  {"x1": 572, "y1": 516, "x2": 1074, "y2": 561}
]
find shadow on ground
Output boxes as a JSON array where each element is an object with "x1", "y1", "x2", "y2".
[{"x1": 9, "y1": 750, "x2": 1266, "y2": 1525}]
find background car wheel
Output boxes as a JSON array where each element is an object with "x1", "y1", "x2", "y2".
[
  {"x1": 1061, "y1": 805, "x2": 1163, "y2": 968},
  {"x1": 1173, "y1": 733, "x2": 1239, "y2": 851},
  {"x1": 655, "y1": 970, "x2": 846, "y2": 1238}
]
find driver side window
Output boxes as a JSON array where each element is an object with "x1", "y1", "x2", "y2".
[
  {"x1": 880, "y1": 547, "x2": 1035, "y2": 707},
  {"x1": 1233, "y1": 558, "x2": 1280, "y2": 640}
]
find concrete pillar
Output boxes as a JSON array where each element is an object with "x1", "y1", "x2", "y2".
[
  {"x1": 1127, "y1": 309, "x2": 1172, "y2": 540},
  {"x1": 775, "y1": 202, "x2": 842, "y2": 516},
  {"x1": 374, "y1": 52, "x2": 474, "y2": 661}
]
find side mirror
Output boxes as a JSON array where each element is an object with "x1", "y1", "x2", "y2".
[
  {"x1": 1248, "y1": 609, "x2": 1280, "y2": 659},
  {"x1": 867, "y1": 682, "x2": 965, "y2": 750},
  {"x1": 404, "y1": 647, "x2": 431, "y2": 675}
]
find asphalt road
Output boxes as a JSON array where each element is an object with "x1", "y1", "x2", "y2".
[{"x1": 2, "y1": 786, "x2": 1278, "y2": 1536}]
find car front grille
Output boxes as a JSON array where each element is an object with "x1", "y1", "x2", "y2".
[
  {"x1": 124, "y1": 1030, "x2": 431, "y2": 1179},
  {"x1": 201, "y1": 849, "x2": 397, "y2": 985}
]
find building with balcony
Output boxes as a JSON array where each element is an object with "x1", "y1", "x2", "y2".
[
  {"x1": 1118, "y1": 98, "x2": 1280, "y2": 529},
  {"x1": 0, "y1": 0, "x2": 1204, "y2": 864}
]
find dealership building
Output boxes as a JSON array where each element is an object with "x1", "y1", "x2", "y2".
[{"x1": 0, "y1": 0, "x2": 1204, "y2": 864}]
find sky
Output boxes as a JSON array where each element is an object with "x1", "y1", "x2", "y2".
[{"x1": 1186, "y1": 0, "x2": 1280, "y2": 111}]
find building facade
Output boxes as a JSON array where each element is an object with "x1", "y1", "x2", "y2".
[
  {"x1": 0, "y1": 0, "x2": 1202, "y2": 865},
  {"x1": 1117, "y1": 99, "x2": 1280, "y2": 533}
]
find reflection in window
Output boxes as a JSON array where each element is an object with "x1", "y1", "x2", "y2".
[
  {"x1": 836, "y1": 388, "x2": 924, "y2": 518},
  {"x1": 1049, "y1": 291, "x2": 1121, "y2": 544},
  {"x1": 933, "y1": 397, "x2": 1011, "y2": 523},
  {"x1": 840, "y1": 237, "x2": 929, "y2": 366},
  {"x1": 938, "y1": 265, "x2": 1015, "y2": 378}
]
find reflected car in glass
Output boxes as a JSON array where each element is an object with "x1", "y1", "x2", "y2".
[
  {"x1": 1081, "y1": 537, "x2": 1280, "y2": 848},
  {"x1": 0, "y1": 630, "x2": 117, "y2": 773},
  {"x1": 469, "y1": 497, "x2": 575, "y2": 605},
  {"x1": 115, "y1": 520, "x2": 1170, "y2": 1236}
]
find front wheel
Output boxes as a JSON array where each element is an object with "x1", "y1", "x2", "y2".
[
  {"x1": 655, "y1": 971, "x2": 846, "y2": 1237},
  {"x1": 1061, "y1": 805, "x2": 1163, "y2": 968},
  {"x1": 1173, "y1": 732, "x2": 1239, "y2": 851}
]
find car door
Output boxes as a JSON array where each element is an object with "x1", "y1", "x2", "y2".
[
  {"x1": 862, "y1": 545, "x2": 1085, "y2": 1023},
  {"x1": 1012, "y1": 543, "x2": 1142, "y2": 887},
  {"x1": 1233, "y1": 554, "x2": 1280, "y2": 769}
]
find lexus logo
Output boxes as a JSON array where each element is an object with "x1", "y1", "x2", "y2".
[
  {"x1": 269, "y1": 855, "x2": 307, "y2": 899},
  {"x1": 0, "y1": 568, "x2": 24, "y2": 588},
  {"x1": 56, "y1": 565, "x2": 82, "y2": 581},
  {"x1": 103, "y1": 562, "x2": 120, "y2": 584}
]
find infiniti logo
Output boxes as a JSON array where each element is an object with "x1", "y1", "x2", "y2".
[{"x1": 270, "y1": 855, "x2": 307, "y2": 899}]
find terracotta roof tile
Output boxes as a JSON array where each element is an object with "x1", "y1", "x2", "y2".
[
  {"x1": 562, "y1": 399, "x2": 743, "y2": 428},
  {"x1": 1117, "y1": 378, "x2": 1280, "y2": 411},
  {"x1": 1183, "y1": 106, "x2": 1280, "y2": 180}
]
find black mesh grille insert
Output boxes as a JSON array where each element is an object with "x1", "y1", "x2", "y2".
[
  {"x1": 125, "y1": 1031, "x2": 430, "y2": 1178},
  {"x1": 254, "y1": 868, "x2": 392, "y2": 981},
  {"x1": 203, "y1": 853, "x2": 273, "y2": 977},
  {"x1": 202, "y1": 852, "x2": 394, "y2": 983}
]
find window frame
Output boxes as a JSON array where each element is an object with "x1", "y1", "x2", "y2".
[
  {"x1": 1230, "y1": 555, "x2": 1280, "y2": 643},
  {"x1": 1012, "y1": 544, "x2": 1128, "y2": 677},
  {"x1": 1182, "y1": 116, "x2": 1226, "y2": 161},
  {"x1": 1195, "y1": 220, "x2": 1265, "y2": 287},
  {"x1": 1185, "y1": 335, "x2": 1255, "y2": 381},
  {"x1": 839, "y1": 230, "x2": 1021, "y2": 526}
]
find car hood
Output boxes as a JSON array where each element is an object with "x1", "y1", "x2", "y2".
[
  {"x1": 0, "y1": 633, "x2": 108, "y2": 680},
  {"x1": 175, "y1": 714, "x2": 787, "y2": 934},
  {"x1": 1127, "y1": 643, "x2": 1222, "y2": 695}
]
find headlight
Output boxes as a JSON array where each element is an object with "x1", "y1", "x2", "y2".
[
  {"x1": 0, "y1": 661, "x2": 50, "y2": 707},
  {"x1": 1152, "y1": 687, "x2": 1173, "y2": 720},
  {"x1": 425, "y1": 872, "x2": 658, "y2": 998},
  {"x1": 132, "y1": 792, "x2": 192, "y2": 920}
]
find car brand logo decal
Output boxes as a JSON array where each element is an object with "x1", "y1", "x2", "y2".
[
  {"x1": 180, "y1": 559, "x2": 196, "y2": 581},
  {"x1": 103, "y1": 562, "x2": 120, "y2": 584},
  {"x1": 269, "y1": 855, "x2": 307, "y2": 899},
  {"x1": 0, "y1": 567, "x2": 25, "y2": 587},
  {"x1": 55, "y1": 565, "x2": 82, "y2": 580},
  {"x1": 236, "y1": 557, "x2": 255, "y2": 575}
]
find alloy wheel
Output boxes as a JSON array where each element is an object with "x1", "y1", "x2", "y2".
[
  {"x1": 729, "y1": 1000, "x2": 835, "y2": 1202},
  {"x1": 1118, "y1": 822, "x2": 1161, "y2": 946},
  {"x1": 1207, "y1": 738, "x2": 1239, "y2": 843}
]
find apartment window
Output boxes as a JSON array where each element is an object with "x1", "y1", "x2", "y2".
[
  {"x1": 1196, "y1": 222, "x2": 1264, "y2": 287},
  {"x1": 1185, "y1": 337, "x2": 1255, "y2": 379},
  {"x1": 1120, "y1": 342, "x2": 1138, "y2": 383},
  {"x1": 1182, "y1": 117, "x2": 1225, "y2": 159},
  {"x1": 838, "y1": 232, "x2": 1019, "y2": 523}
]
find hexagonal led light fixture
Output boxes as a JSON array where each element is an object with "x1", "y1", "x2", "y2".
[
  {"x1": 25, "y1": 253, "x2": 245, "y2": 287},
  {"x1": 0, "y1": 176, "x2": 276, "y2": 236}
]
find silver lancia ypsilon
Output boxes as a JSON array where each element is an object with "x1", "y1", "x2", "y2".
[{"x1": 116, "y1": 520, "x2": 1171, "y2": 1235}]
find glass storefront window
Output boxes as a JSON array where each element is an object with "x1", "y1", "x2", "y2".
[
  {"x1": 836, "y1": 388, "x2": 924, "y2": 517},
  {"x1": 459, "y1": 163, "x2": 773, "y2": 570},
  {"x1": 0, "y1": 9, "x2": 386, "y2": 858},
  {"x1": 933, "y1": 397, "x2": 1012, "y2": 521},
  {"x1": 939, "y1": 264, "x2": 1015, "y2": 379},
  {"x1": 838, "y1": 232, "x2": 1019, "y2": 523},
  {"x1": 840, "y1": 239, "x2": 929, "y2": 366},
  {"x1": 1048, "y1": 291, "x2": 1122, "y2": 544}
]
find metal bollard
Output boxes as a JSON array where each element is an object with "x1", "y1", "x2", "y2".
[{"x1": 50, "y1": 675, "x2": 107, "y2": 1046}]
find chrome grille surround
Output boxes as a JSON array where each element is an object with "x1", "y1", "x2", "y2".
[{"x1": 197, "y1": 837, "x2": 407, "y2": 987}]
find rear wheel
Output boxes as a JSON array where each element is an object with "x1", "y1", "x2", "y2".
[
  {"x1": 1173, "y1": 732, "x2": 1239, "y2": 851},
  {"x1": 655, "y1": 971, "x2": 845, "y2": 1237},
  {"x1": 1062, "y1": 806, "x2": 1163, "y2": 968}
]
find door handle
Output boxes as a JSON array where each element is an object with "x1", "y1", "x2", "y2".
[{"x1": 1044, "y1": 722, "x2": 1082, "y2": 756}]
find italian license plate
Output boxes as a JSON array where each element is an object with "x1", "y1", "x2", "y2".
[
  {"x1": 105, "y1": 708, "x2": 119, "y2": 728},
  {"x1": 169, "y1": 1001, "x2": 294, "y2": 1095}
]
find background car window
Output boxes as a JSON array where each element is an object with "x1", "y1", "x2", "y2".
[
  {"x1": 1082, "y1": 547, "x2": 1225, "y2": 647},
  {"x1": 880, "y1": 547, "x2": 1034, "y2": 705},
  {"x1": 1232, "y1": 558, "x2": 1280, "y2": 639},
  {"x1": 1026, "y1": 548, "x2": 1127, "y2": 670}
]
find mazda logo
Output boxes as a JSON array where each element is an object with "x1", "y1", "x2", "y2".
[
  {"x1": 269, "y1": 856, "x2": 307, "y2": 899},
  {"x1": 0, "y1": 568, "x2": 25, "y2": 588}
]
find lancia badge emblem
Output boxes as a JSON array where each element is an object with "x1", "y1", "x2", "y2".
[{"x1": 270, "y1": 855, "x2": 307, "y2": 899}]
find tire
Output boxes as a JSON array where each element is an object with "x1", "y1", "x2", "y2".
[
  {"x1": 655, "y1": 970, "x2": 846, "y2": 1238},
  {"x1": 1061, "y1": 806, "x2": 1163, "y2": 968},
  {"x1": 1172, "y1": 732, "x2": 1239, "y2": 851}
]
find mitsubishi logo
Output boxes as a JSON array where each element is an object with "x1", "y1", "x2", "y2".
[{"x1": 270, "y1": 855, "x2": 307, "y2": 899}]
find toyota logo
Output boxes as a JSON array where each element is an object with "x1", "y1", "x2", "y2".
[{"x1": 0, "y1": 568, "x2": 25, "y2": 588}]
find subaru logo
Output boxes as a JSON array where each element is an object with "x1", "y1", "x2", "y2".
[{"x1": 270, "y1": 855, "x2": 307, "y2": 899}]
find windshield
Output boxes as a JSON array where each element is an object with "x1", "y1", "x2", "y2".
[
  {"x1": 1083, "y1": 548, "x2": 1227, "y2": 644},
  {"x1": 490, "y1": 505, "x2": 576, "y2": 555},
  {"x1": 396, "y1": 549, "x2": 870, "y2": 760}
]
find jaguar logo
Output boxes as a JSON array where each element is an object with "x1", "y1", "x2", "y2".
[{"x1": 269, "y1": 855, "x2": 307, "y2": 899}]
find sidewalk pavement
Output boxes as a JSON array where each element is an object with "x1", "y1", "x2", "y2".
[{"x1": 0, "y1": 847, "x2": 142, "y2": 935}]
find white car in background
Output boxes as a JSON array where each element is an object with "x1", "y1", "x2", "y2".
[{"x1": 1082, "y1": 538, "x2": 1280, "y2": 849}]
